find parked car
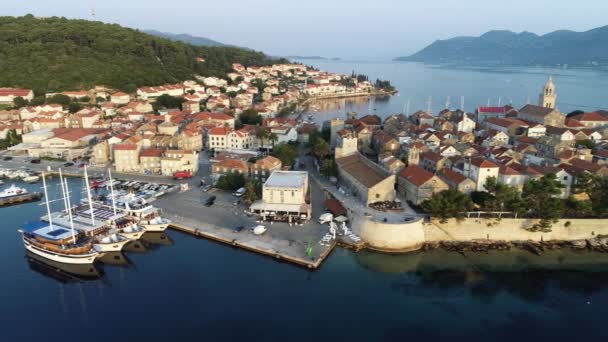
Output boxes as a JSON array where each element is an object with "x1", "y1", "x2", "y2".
[
  {"x1": 30, "y1": 159, "x2": 41, "y2": 164},
  {"x1": 63, "y1": 162, "x2": 74, "y2": 167},
  {"x1": 204, "y1": 195, "x2": 216, "y2": 207},
  {"x1": 233, "y1": 225, "x2": 245, "y2": 233},
  {"x1": 3, "y1": 156, "x2": 13, "y2": 161},
  {"x1": 78, "y1": 163, "x2": 87, "y2": 168},
  {"x1": 200, "y1": 184, "x2": 212, "y2": 192}
]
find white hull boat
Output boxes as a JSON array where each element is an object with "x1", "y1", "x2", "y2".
[
  {"x1": 23, "y1": 237, "x2": 100, "y2": 265},
  {"x1": 23, "y1": 175, "x2": 40, "y2": 183},
  {"x1": 118, "y1": 224, "x2": 146, "y2": 240},
  {"x1": 141, "y1": 217, "x2": 170, "y2": 232},
  {"x1": 93, "y1": 234, "x2": 131, "y2": 252},
  {"x1": 253, "y1": 225, "x2": 267, "y2": 235}
]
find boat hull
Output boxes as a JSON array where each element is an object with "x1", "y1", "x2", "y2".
[
  {"x1": 23, "y1": 238, "x2": 100, "y2": 265},
  {"x1": 93, "y1": 238, "x2": 130, "y2": 252},
  {"x1": 119, "y1": 229, "x2": 145, "y2": 240},
  {"x1": 141, "y1": 222, "x2": 169, "y2": 232}
]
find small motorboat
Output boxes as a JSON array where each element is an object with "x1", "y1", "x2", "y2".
[{"x1": 253, "y1": 225, "x2": 267, "y2": 236}]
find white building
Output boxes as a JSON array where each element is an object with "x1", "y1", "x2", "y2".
[{"x1": 250, "y1": 171, "x2": 311, "y2": 222}]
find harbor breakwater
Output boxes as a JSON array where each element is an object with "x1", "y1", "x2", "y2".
[{"x1": 353, "y1": 217, "x2": 608, "y2": 254}]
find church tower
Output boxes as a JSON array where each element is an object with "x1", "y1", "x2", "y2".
[{"x1": 538, "y1": 77, "x2": 557, "y2": 109}]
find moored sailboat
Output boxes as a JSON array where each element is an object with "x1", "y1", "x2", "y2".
[{"x1": 18, "y1": 172, "x2": 101, "y2": 265}]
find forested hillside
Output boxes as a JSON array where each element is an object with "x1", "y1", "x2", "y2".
[{"x1": 0, "y1": 15, "x2": 282, "y2": 95}]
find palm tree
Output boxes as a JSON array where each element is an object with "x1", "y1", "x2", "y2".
[
  {"x1": 268, "y1": 132, "x2": 278, "y2": 148},
  {"x1": 255, "y1": 126, "x2": 269, "y2": 153}
]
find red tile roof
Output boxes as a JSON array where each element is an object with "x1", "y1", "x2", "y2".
[
  {"x1": 470, "y1": 157, "x2": 499, "y2": 168},
  {"x1": 571, "y1": 112, "x2": 608, "y2": 122},
  {"x1": 399, "y1": 165, "x2": 434, "y2": 187}
]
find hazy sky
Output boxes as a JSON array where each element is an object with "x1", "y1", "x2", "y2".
[{"x1": 5, "y1": 0, "x2": 608, "y2": 60}]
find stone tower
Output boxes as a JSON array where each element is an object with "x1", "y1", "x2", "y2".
[
  {"x1": 335, "y1": 130, "x2": 358, "y2": 158},
  {"x1": 538, "y1": 77, "x2": 557, "y2": 109},
  {"x1": 329, "y1": 118, "x2": 345, "y2": 148}
]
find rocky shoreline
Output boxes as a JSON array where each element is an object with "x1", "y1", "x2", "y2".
[{"x1": 422, "y1": 236, "x2": 608, "y2": 256}]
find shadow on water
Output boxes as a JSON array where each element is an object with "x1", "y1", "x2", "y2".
[
  {"x1": 25, "y1": 251, "x2": 103, "y2": 282},
  {"x1": 356, "y1": 249, "x2": 608, "y2": 301}
]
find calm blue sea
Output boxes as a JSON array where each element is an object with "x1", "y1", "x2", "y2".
[{"x1": 3, "y1": 63, "x2": 608, "y2": 341}]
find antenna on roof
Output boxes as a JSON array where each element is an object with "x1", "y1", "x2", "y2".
[
  {"x1": 445, "y1": 96, "x2": 451, "y2": 110},
  {"x1": 406, "y1": 99, "x2": 410, "y2": 116},
  {"x1": 426, "y1": 96, "x2": 432, "y2": 114},
  {"x1": 498, "y1": 96, "x2": 502, "y2": 107},
  {"x1": 461, "y1": 96, "x2": 465, "y2": 111},
  {"x1": 487, "y1": 98, "x2": 491, "y2": 107},
  {"x1": 526, "y1": 96, "x2": 530, "y2": 105}
]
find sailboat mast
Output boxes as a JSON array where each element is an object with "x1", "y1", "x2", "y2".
[
  {"x1": 59, "y1": 169, "x2": 69, "y2": 214},
  {"x1": 41, "y1": 172, "x2": 54, "y2": 231},
  {"x1": 84, "y1": 166, "x2": 95, "y2": 225},
  {"x1": 63, "y1": 178, "x2": 77, "y2": 244},
  {"x1": 108, "y1": 169, "x2": 117, "y2": 216}
]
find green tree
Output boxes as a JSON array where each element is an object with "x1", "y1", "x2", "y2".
[
  {"x1": 30, "y1": 96, "x2": 46, "y2": 106},
  {"x1": 12, "y1": 96, "x2": 28, "y2": 108},
  {"x1": 268, "y1": 132, "x2": 278, "y2": 147},
  {"x1": 255, "y1": 126, "x2": 269, "y2": 149},
  {"x1": 68, "y1": 102, "x2": 82, "y2": 113},
  {"x1": 522, "y1": 174, "x2": 565, "y2": 231},
  {"x1": 584, "y1": 175, "x2": 608, "y2": 217},
  {"x1": 312, "y1": 138, "x2": 330, "y2": 160},
  {"x1": 271, "y1": 143, "x2": 297, "y2": 167},
  {"x1": 320, "y1": 159, "x2": 338, "y2": 177},
  {"x1": 216, "y1": 172, "x2": 246, "y2": 191},
  {"x1": 154, "y1": 94, "x2": 185, "y2": 110},
  {"x1": 421, "y1": 189, "x2": 474, "y2": 223},
  {"x1": 243, "y1": 180, "x2": 262, "y2": 205},
  {"x1": 48, "y1": 94, "x2": 71, "y2": 106},
  {"x1": 483, "y1": 176, "x2": 528, "y2": 216},
  {"x1": 240, "y1": 109, "x2": 263, "y2": 125},
  {"x1": 227, "y1": 91, "x2": 238, "y2": 98}
]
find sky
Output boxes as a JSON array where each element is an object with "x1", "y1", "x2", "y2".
[{"x1": 5, "y1": 0, "x2": 608, "y2": 60}]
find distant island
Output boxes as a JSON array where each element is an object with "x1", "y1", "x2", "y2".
[
  {"x1": 395, "y1": 25, "x2": 608, "y2": 67},
  {"x1": 143, "y1": 29, "x2": 225, "y2": 47},
  {"x1": 287, "y1": 56, "x2": 341, "y2": 61}
]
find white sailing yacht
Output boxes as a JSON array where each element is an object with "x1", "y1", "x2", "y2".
[{"x1": 18, "y1": 171, "x2": 100, "y2": 265}]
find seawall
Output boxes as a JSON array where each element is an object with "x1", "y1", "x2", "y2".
[{"x1": 354, "y1": 217, "x2": 608, "y2": 252}]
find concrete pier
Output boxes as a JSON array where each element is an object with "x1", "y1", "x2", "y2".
[{"x1": 168, "y1": 218, "x2": 335, "y2": 269}]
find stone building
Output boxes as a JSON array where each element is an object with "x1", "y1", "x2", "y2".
[
  {"x1": 539, "y1": 77, "x2": 557, "y2": 109},
  {"x1": 335, "y1": 153, "x2": 396, "y2": 206},
  {"x1": 398, "y1": 165, "x2": 449, "y2": 205}
]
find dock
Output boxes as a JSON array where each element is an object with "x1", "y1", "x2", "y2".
[
  {"x1": 0, "y1": 193, "x2": 42, "y2": 207},
  {"x1": 169, "y1": 219, "x2": 336, "y2": 270}
]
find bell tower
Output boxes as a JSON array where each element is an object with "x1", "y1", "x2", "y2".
[{"x1": 538, "y1": 77, "x2": 557, "y2": 109}]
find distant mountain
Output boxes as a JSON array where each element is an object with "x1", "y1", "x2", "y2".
[
  {"x1": 144, "y1": 29, "x2": 224, "y2": 47},
  {"x1": 395, "y1": 26, "x2": 608, "y2": 67}
]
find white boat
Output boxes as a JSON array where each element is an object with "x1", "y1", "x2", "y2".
[
  {"x1": 115, "y1": 218, "x2": 146, "y2": 240},
  {"x1": 93, "y1": 233, "x2": 130, "y2": 252},
  {"x1": 0, "y1": 184, "x2": 28, "y2": 199},
  {"x1": 20, "y1": 225, "x2": 100, "y2": 265},
  {"x1": 22, "y1": 175, "x2": 40, "y2": 183},
  {"x1": 19, "y1": 173, "x2": 101, "y2": 265},
  {"x1": 253, "y1": 225, "x2": 267, "y2": 235}
]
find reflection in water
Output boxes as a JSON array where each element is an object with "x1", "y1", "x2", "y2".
[
  {"x1": 141, "y1": 232, "x2": 174, "y2": 246},
  {"x1": 97, "y1": 252, "x2": 133, "y2": 267},
  {"x1": 122, "y1": 240, "x2": 149, "y2": 254},
  {"x1": 355, "y1": 249, "x2": 608, "y2": 301},
  {"x1": 25, "y1": 251, "x2": 103, "y2": 282}
]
